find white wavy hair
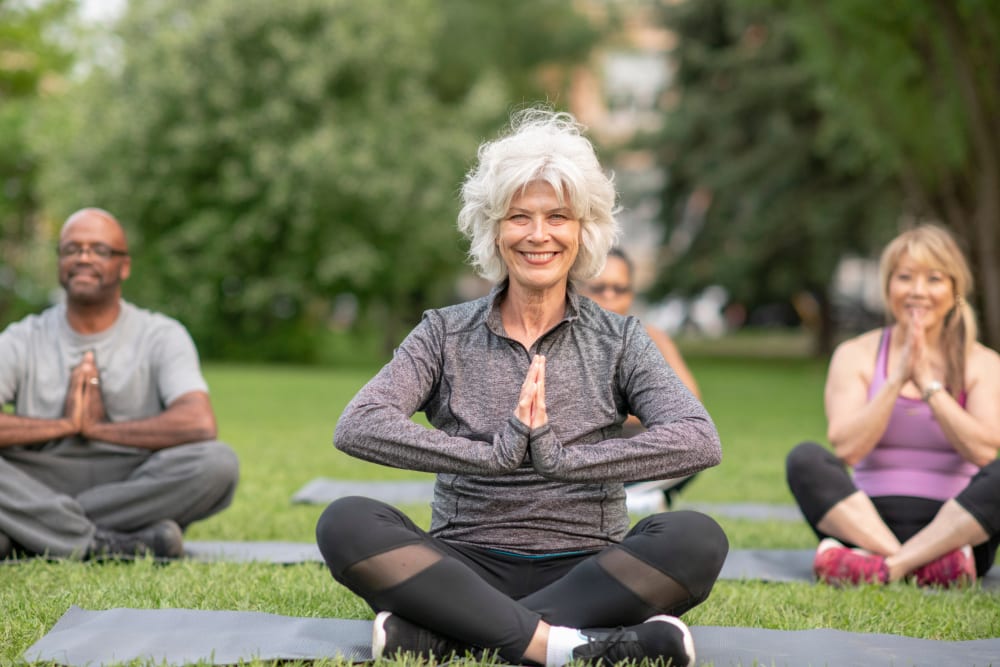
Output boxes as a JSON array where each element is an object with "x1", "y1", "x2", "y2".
[{"x1": 457, "y1": 108, "x2": 620, "y2": 283}]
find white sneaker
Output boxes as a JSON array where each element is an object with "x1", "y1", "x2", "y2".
[{"x1": 626, "y1": 489, "x2": 667, "y2": 515}]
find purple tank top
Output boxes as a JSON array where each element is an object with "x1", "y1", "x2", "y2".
[{"x1": 853, "y1": 328, "x2": 977, "y2": 500}]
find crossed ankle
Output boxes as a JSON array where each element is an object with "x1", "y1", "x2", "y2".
[
  {"x1": 911, "y1": 545, "x2": 976, "y2": 588},
  {"x1": 547, "y1": 616, "x2": 694, "y2": 667},
  {"x1": 813, "y1": 538, "x2": 889, "y2": 586},
  {"x1": 87, "y1": 519, "x2": 184, "y2": 560}
]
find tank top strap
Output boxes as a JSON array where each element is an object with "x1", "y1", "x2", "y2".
[{"x1": 868, "y1": 327, "x2": 892, "y2": 397}]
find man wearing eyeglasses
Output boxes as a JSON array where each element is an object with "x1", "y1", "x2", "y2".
[{"x1": 0, "y1": 208, "x2": 239, "y2": 560}]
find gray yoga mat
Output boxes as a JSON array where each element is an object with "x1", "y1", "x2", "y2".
[
  {"x1": 677, "y1": 502, "x2": 802, "y2": 522},
  {"x1": 25, "y1": 605, "x2": 1000, "y2": 667},
  {"x1": 185, "y1": 540, "x2": 323, "y2": 564},
  {"x1": 182, "y1": 542, "x2": 1000, "y2": 589},
  {"x1": 291, "y1": 478, "x2": 435, "y2": 505},
  {"x1": 24, "y1": 606, "x2": 371, "y2": 665},
  {"x1": 720, "y1": 549, "x2": 816, "y2": 583},
  {"x1": 720, "y1": 548, "x2": 1000, "y2": 589},
  {"x1": 292, "y1": 477, "x2": 803, "y2": 521}
]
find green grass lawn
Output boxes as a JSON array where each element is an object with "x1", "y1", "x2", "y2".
[{"x1": 2, "y1": 353, "x2": 998, "y2": 666}]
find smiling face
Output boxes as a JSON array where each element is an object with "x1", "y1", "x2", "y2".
[
  {"x1": 497, "y1": 180, "x2": 580, "y2": 294},
  {"x1": 57, "y1": 209, "x2": 131, "y2": 306},
  {"x1": 886, "y1": 251, "x2": 956, "y2": 330}
]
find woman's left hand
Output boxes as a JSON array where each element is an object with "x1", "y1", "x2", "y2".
[
  {"x1": 907, "y1": 309, "x2": 938, "y2": 391},
  {"x1": 514, "y1": 354, "x2": 547, "y2": 429}
]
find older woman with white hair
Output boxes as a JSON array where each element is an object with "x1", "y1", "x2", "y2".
[{"x1": 316, "y1": 108, "x2": 727, "y2": 667}]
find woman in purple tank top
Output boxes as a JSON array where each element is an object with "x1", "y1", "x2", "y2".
[{"x1": 786, "y1": 225, "x2": 1000, "y2": 587}]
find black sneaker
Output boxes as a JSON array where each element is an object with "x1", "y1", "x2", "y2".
[
  {"x1": 572, "y1": 615, "x2": 695, "y2": 666},
  {"x1": 372, "y1": 611, "x2": 479, "y2": 661},
  {"x1": 88, "y1": 519, "x2": 184, "y2": 559}
]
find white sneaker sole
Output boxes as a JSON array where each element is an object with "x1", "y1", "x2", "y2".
[{"x1": 372, "y1": 611, "x2": 391, "y2": 660}]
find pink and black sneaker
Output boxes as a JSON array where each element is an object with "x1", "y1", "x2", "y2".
[
  {"x1": 912, "y1": 545, "x2": 976, "y2": 588},
  {"x1": 813, "y1": 537, "x2": 889, "y2": 587}
]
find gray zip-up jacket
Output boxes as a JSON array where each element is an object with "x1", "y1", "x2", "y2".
[{"x1": 334, "y1": 282, "x2": 722, "y2": 555}]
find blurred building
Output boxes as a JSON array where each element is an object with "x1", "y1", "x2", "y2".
[{"x1": 566, "y1": 1, "x2": 676, "y2": 294}]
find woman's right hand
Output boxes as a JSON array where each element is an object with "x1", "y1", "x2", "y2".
[
  {"x1": 515, "y1": 354, "x2": 547, "y2": 429},
  {"x1": 887, "y1": 317, "x2": 917, "y2": 388}
]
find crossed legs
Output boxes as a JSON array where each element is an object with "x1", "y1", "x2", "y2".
[
  {"x1": 0, "y1": 441, "x2": 239, "y2": 556},
  {"x1": 786, "y1": 441, "x2": 999, "y2": 580},
  {"x1": 315, "y1": 496, "x2": 728, "y2": 664}
]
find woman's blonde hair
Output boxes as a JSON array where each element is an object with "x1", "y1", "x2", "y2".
[
  {"x1": 878, "y1": 224, "x2": 976, "y2": 395},
  {"x1": 457, "y1": 107, "x2": 620, "y2": 283}
]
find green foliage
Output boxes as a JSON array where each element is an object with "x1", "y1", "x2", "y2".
[
  {"x1": 0, "y1": 0, "x2": 74, "y2": 323},
  {"x1": 655, "y1": 0, "x2": 1000, "y2": 350},
  {"x1": 777, "y1": 0, "x2": 1000, "y2": 350},
  {"x1": 781, "y1": 0, "x2": 988, "y2": 184},
  {"x1": 32, "y1": 0, "x2": 601, "y2": 361},
  {"x1": 649, "y1": 0, "x2": 900, "y2": 336}
]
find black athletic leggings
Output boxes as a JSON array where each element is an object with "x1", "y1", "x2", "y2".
[
  {"x1": 316, "y1": 496, "x2": 729, "y2": 663},
  {"x1": 786, "y1": 441, "x2": 1000, "y2": 576}
]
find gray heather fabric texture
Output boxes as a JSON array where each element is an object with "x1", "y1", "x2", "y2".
[
  {"x1": 334, "y1": 283, "x2": 720, "y2": 555},
  {"x1": 25, "y1": 607, "x2": 1000, "y2": 666}
]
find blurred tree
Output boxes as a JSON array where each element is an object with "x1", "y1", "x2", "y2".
[
  {"x1": 648, "y1": 0, "x2": 898, "y2": 355},
  {"x1": 782, "y1": 0, "x2": 1000, "y2": 350},
  {"x1": 34, "y1": 0, "x2": 600, "y2": 361},
  {"x1": 0, "y1": 0, "x2": 73, "y2": 323}
]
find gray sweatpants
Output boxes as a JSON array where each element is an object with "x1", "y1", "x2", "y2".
[{"x1": 0, "y1": 441, "x2": 239, "y2": 557}]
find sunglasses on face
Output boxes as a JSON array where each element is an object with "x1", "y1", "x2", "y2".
[{"x1": 585, "y1": 283, "x2": 632, "y2": 296}]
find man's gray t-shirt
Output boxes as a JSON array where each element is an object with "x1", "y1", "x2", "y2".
[
  {"x1": 335, "y1": 283, "x2": 722, "y2": 555},
  {"x1": 0, "y1": 300, "x2": 208, "y2": 455}
]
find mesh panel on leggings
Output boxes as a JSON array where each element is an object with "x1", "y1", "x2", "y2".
[
  {"x1": 344, "y1": 543, "x2": 443, "y2": 591},
  {"x1": 595, "y1": 546, "x2": 690, "y2": 610}
]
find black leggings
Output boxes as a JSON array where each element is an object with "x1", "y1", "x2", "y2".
[
  {"x1": 316, "y1": 496, "x2": 729, "y2": 663},
  {"x1": 786, "y1": 441, "x2": 1000, "y2": 576}
]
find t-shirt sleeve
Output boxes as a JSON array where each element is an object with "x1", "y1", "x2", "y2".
[
  {"x1": 151, "y1": 318, "x2": 209, "y2": 406},
  {"x1": 0, "y1": 320, "x2": 27, "y2": 405}
]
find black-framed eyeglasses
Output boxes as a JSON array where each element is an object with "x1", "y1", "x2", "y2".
[
  {"x1": 57, "y1": 243, "x2": 129, "y2": 260},
  {"x1": 585, "y1": 283, "x2": 632, "y2": 296}
]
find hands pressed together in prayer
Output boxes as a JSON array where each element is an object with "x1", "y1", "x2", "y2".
[
  {"x1": 63, "y1": 350, "x2": 108, "y2": 437},
  {"x1": 515, "y1": 354, "x2": 548, "y2": 429},
  {"x1": 889, "y1": 310, "x2": 941, "y2": 394}
]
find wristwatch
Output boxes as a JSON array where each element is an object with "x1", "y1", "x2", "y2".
[{"x1": 921, "y1": 380, "x2": 944, "y2": 402}]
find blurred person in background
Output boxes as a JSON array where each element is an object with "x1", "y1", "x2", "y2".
[
  {"x1": 786, "y1": 224, "x2": 1000, "y2": 587},
  {"x1": 0, "y1": 208, "x2": 239, "y2": 561},
  {"x1": 316, "y1": 108, "x2": 726, "y2": 667},
  {"x1": 584, "y1": 247, "x2": 702, "y2": 513}
]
